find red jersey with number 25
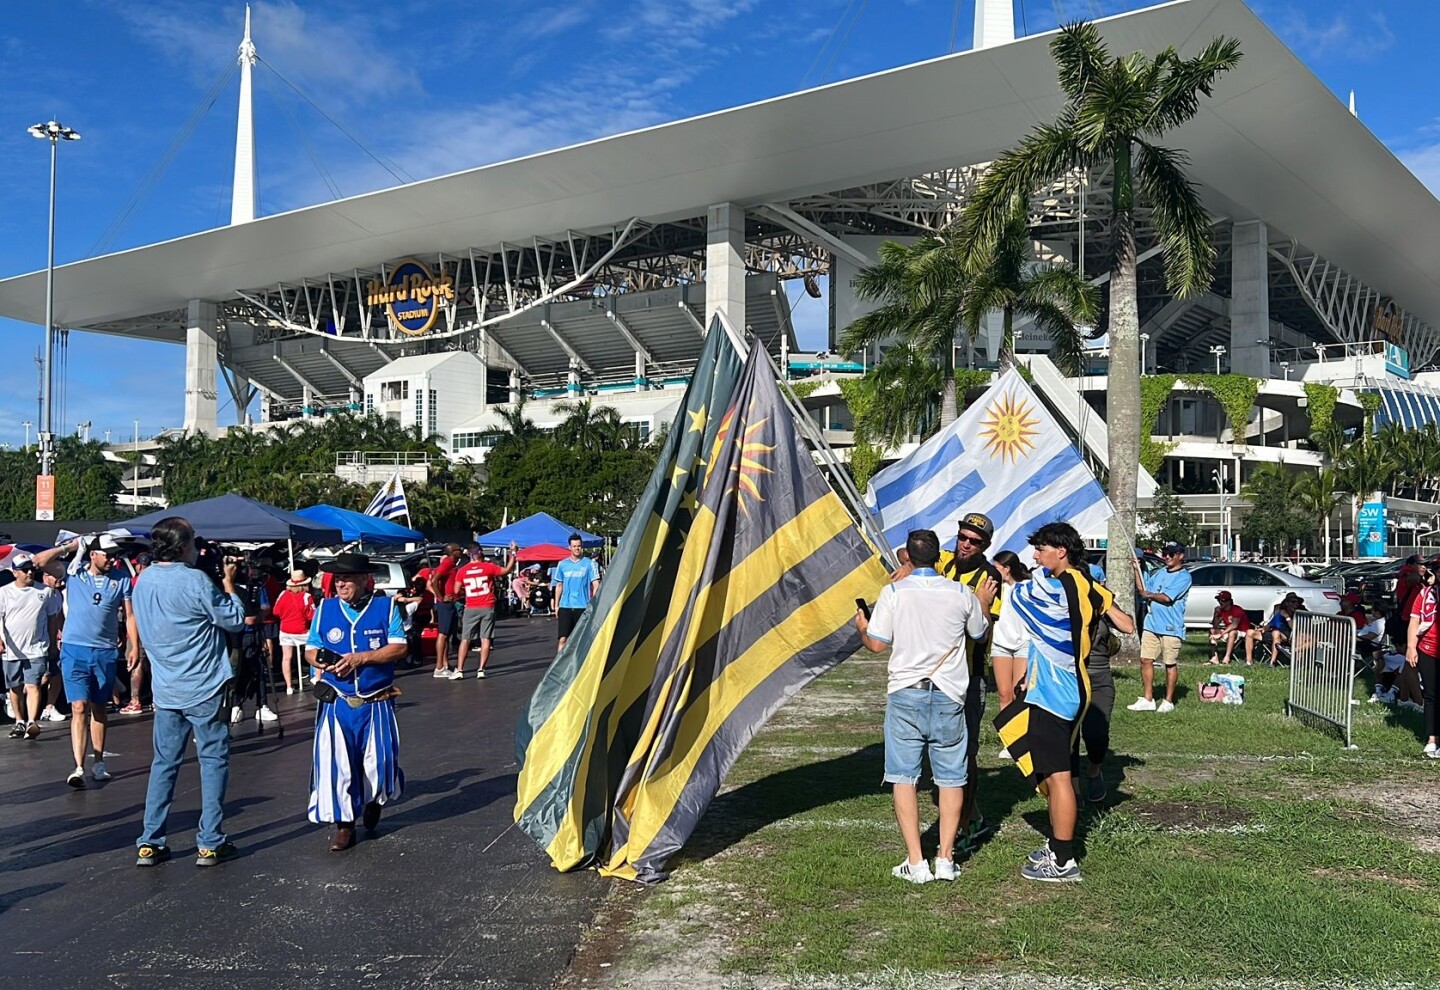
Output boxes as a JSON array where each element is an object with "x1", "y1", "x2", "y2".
[{"x1": 456, "y1": 561, "x2": 505, "y2": 609}]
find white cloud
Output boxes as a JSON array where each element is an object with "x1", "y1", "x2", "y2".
[{"x1": 1262, "y1": 6, "x2": 1395, "y2": 61}]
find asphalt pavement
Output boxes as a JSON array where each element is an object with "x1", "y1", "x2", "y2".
[{"x1": 0, "y1": 615, "x2": 605, "y2": 989}]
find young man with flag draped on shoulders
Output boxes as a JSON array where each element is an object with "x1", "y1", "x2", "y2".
[{"x1": 992, "y1": 522, "x2": 1132, "y2": 883}]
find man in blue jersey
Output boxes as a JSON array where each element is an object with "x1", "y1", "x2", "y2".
[
  {"x1": 552, "y1": 534, "x2": 601, "y2": 652},
  {"x1": 33, "y1": 534, "x2": 140, "y2": 787},
  {"x1": 1128, "y1": 542, "x2": 1192, "y2": 713},
  {"x1": 306, "y1": 552, "x2": 407, "y2": 852}
]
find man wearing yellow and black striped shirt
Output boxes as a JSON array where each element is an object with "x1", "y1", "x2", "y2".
[{"x1": 896, "y1": 511, "x2": 1002, "y2": 854}]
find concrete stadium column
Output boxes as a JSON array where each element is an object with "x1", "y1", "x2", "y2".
[
  {"x1": 567, "y1": 361, "x2": 582, "y2": 396},
  {"x1": 183, "y1": 300, "x2": 220, "y2": 435},
  {"x1": 706, "y1": 203, "x2": 746, "y2": 335},
  {"x1": 635, "y1": 351, "x2": 647, "y2": 392},
  {"x1": 509, "y1": 369, "x2": 522, "y2": 406},
  {"x1": 1230, "y1": 220, "x2": 1271, "y2": 378}
]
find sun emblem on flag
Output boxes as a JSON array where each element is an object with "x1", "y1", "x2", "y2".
[
  {"x1": 978, "y1": 393, "x2": 1040, "y2": 464},
  {"x1": 709, "y1": 403, "x2": 775, "y2": 516}
]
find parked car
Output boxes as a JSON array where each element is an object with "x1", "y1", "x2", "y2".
[{"x1": 1183, "y1": 562, "x2": 1342, "y2": 629}]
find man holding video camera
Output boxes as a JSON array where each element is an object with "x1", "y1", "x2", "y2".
[
  {"x1": 306, "y1": 552, "x2": 407, "y2": 852},
  {"x1": 128, "y1": 517, "x2": 247, "y2": 867}
]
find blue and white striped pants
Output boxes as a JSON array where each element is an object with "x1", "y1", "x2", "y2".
[{"x1": 308, "y1": 697, "x2": 404, "y2": 824}]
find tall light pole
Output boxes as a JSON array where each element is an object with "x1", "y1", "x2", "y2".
[
  {"x1": 29, "y1": 119, "x2": 81, "y2": 521},
  {"x1": 1213, "y1": 463, "x2": 1229, "y2": 559},
  {"x1": 133, "y1": 418, "x2": 140, "y2": 507},
  {"x1": 22, "y1": 421, "x2": 31, "y2": 450},
  {"x1": 1139, "y1": 332, "x2": 1151, "y2": 375}
]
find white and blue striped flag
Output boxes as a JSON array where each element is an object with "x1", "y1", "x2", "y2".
[
  {"x1": 364, "y1": 470, "x2": 410, "y2": 521},
  {"x1": 863, "y1": 369, "x2": 1113, "y2": 559}
]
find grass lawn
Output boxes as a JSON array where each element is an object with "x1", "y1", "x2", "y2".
[{"x1": 594, "y1": 635, "x2": 1440, "y2": 989}]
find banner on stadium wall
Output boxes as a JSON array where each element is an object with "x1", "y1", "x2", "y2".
[{"x1": 1357, "y1": 501, "x2": 1387, "y2": 558}]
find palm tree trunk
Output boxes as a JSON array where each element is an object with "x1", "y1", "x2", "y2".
[
  {"x1": 939, "y1": 345, "x2": 959, "y2": 429},
  {"x1": 999, "y1": 307, "x2": 1015, "y2": 373},
  {"x1": 1105, "y1": 140, "x2": 1141, "y2": 616}
]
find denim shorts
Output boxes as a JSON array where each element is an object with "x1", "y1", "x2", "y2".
[
  {"x1": 883, "y1": 686, "x2": 969, "y2": 788},
  {"x1": 61, "y1": 645, "x2": 118, "y2": 705}
]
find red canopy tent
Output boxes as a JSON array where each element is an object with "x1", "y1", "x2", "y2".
[{"x1": 517, "y1": 543, "x2": 570, "y2": 564}]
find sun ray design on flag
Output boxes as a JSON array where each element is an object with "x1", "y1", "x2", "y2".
[
  {"x1": 978, "y1": 392, "x2": 1041, "y2": 464},
  {"x1": 708, "y1": 401, "x2": 775, "y2": 517}
]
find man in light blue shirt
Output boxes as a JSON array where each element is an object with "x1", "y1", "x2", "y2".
[
  {"x1": 552, "y1": 534, "x2": 601, "y2": 652},
  {"x1": 32, "y1": 532, "x2": 139, "y2": 788},
  {"x1": 129, "y1": 517, "x2": 247, "y2": 868},
  {"x1": 1129, "y1": 542, "x2": 1192, "y2": 713}
]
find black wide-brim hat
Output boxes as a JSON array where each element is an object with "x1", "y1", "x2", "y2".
[{"x1": 317, "y1": 552, "x2": 385, "y2": 575}]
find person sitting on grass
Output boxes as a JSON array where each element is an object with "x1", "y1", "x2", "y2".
[
  {"x1": 1354, "y1": 604, "x2": 1384, "y2": 670},
  {"x1": 1252, "y1": 593, "x2": 1304, "y2": 666},
  {"x1": 1370, "y1": 649, "x2": 1406, "y2": 706},
  {"x1": 1207, "y1": 591, "x2": 1253, "y2": 666}
]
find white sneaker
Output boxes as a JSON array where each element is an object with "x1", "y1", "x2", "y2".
[
  {"x1": 933, "y1": 857, "x2": 957, "y2": 881},
  {"x1": 1127, "y1": 697, "x2": 1157, "y2": 712},
  {"x1": 257, "y1": 706, "x2": 278, "y2": 722},
  {"x1": 996, "y1": 747, "x2": 1013, "y2": 761},
  {"x1": 475, "y1": 669, "x2": 487, "y2": 680},
  {"x1": 891, "y1": 859, "x2": 934, "y2": 884},
  {"x1": 1425, "y1": 742, "x2": 1438, "y2": 756},
  {"x1": 286, "y1": 687, "x2": 296, "y2": 696},
  {"x1": 432, "y1": 668, "x2": 449, "y2": 679},
  {"x1": 447, "y1": 669, "x2": 464, "y2": 680},
  {"x1": 66, "y1": 766, "x2": 85, "y2": 788},
  {"x1": 230, "y1": 706, "x2": 244, "y2": 724},
  {"x1": 91, "y1": 761, "x2": 112, "y2": 781},
  {"x1": 1156, "y1": 700, "x2": 1175, "y2": 713},
  {"x1": 41, "y1": 706, "x2": 66, "y2": 722}
]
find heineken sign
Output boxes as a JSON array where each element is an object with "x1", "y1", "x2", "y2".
[{"x1": 367, "y1": 258, "x2": 455, "y2": 336}]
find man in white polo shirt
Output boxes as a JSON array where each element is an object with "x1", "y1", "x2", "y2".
[
  {"x1": 1, "y1": 555, "x2": 62, "y2": 740},
  {"x1": 856, "y1": 528, "x2": 996, "y2": 884}
]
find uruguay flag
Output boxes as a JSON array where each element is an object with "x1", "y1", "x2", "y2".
[
  {"x1": 364, "y1": 470, "x2": 410, "y2": 522},
  {"x1": 864, "y1": 369, "x2": 1113, "y2": 559}
]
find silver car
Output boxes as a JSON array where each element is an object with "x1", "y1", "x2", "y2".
[{"x1": 1182, "y1": 562, "x2": 1342, "y2": 630}]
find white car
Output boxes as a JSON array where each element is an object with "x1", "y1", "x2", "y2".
[{"x1": 1182, "y1": 562, "x2": 1342, "y2": 630}]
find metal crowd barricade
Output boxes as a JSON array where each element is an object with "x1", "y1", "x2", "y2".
[{"x1": 1286, "y1": 612, "x2": 1358, "y2": 748}]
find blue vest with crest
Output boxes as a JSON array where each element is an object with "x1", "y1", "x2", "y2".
[{"x1": 316, "y1": 594, "x2": 396, "y2": 698}]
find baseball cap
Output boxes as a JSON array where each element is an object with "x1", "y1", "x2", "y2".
[
  {"x1": 957, "y1": 513, "x2": 995, "y2": 541},
  {"x1": 1161, "y1": 541, "x2": 1186, "y2": 557},
  {"x1": 1215, "y1": 591, "x2": 1232, "y2": 602},
  {"x1": 90, "y1": 533, "x2": 125, "y2": 555},
  {"x1": 11, "y1": 553, "x2": 34, "y2": 572}
]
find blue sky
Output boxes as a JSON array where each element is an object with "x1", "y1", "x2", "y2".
[{"x1": 0, "y1": 0, "x2": 1436, "y2": 447}]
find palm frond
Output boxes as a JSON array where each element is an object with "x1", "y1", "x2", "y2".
[
  {"x1": 957, "y1": 124, "x2": 1084, "y2": 271},
  {"x1": 1051, "y1": 21, "x2": 1111, "y2": 100},
  {"x1": 1145, "y1": 37, "x2": 1243, "y2": 135},
  {"x1": 1135, "y1": 141, "x2": 1216, "y2": 298},
  {"x1": 1025, "y1": 301, "x2": 1087, "y2": 377}
]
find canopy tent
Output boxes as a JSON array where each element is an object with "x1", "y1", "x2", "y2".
[
  {"x1": 295, "y1": 504, "x2": 422, "y2": 545},
  {"x1": 117, "y1": 494, "x2": 343, "y2": 544},
  {"x1": 475, "y1": 512, "x2": 602, "y2": 549},
  {"x1": 517, "y1": 543, "x2": 571, "y2": 564}
]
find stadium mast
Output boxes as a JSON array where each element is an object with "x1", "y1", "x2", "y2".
[
  {"x1": 974, "y1": 0, "x2": 1015, "y2": 49},
  {"x1": 231, "y1": 4, "x2": 258, "y2": 224}
]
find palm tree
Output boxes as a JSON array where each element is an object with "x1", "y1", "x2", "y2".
[
  {"x1": 840, "y1": 237, "x2": 970, "y2": 428},
  {"x1": 958, "y1": 21, "x2": 1241, "y2": 611},
  {"x1": 495, "y1": 398, "x2": 540, "y2": 448},
  {"x1": 1336, "y1": 440, "x2": 1396, "y2": 545},
  {"x1": 1294, "y1": 468, "x2": 1343, "y2": 562},
  {"x1": 961, "y1": 197, "x2": 1099, "y2": 374},
  {"x1": 852, "y1": 344, "x2": 945, "y2": 450}
]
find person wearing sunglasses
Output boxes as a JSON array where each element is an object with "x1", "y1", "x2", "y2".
[
  {"x1": 31, "y1": 534, "x2": 140, "y2": 787},
  {"x1": 1128, "y1": 542, "x2": 1191, "y2": 713}
]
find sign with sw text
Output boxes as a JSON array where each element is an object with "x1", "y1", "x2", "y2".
[{"x1": 1357, "y1": 501, "x2": 1387, "y2": 558}]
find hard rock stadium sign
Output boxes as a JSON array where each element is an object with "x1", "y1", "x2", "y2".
[{"x1": 366, "y1": 258, "x2": 455, "y2": 336}]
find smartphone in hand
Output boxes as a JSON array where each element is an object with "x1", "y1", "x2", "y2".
[{"x1": 855, "y1": 598, "x2": 872, "y2": 620}]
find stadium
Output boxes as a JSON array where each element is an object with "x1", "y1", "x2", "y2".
[{"x1": 0, "y1": 0, "x2": 1437, "y2": 553}]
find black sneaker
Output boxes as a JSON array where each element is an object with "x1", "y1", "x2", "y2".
[
  {"x1": 136, "y1": 843, "x2": 171, "y2": 868},
  {"x1": 8, "y1": 722, "x2": 25, "y2": 739},
  {"x1": 1086, "y1": 774, "x2": 1108, "y2": 804},
  {"x1": 195, "y1": 841, "x2": 238, "y2": 867}
]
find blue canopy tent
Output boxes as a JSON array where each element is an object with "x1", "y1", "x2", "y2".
[
  {"x1": 474, "y1": 512, "x2": 603, "y2": 549},
  {"x1": 119, "y1": 494, "x2": 343, "y2": 544},
  {"x1": 295, "y1": 505, "x2": 423, "y2": 545}
]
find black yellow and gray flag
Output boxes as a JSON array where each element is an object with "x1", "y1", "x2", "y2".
[{"x1": 514, "y1": 325, "x2": 889, "y2": 881}]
